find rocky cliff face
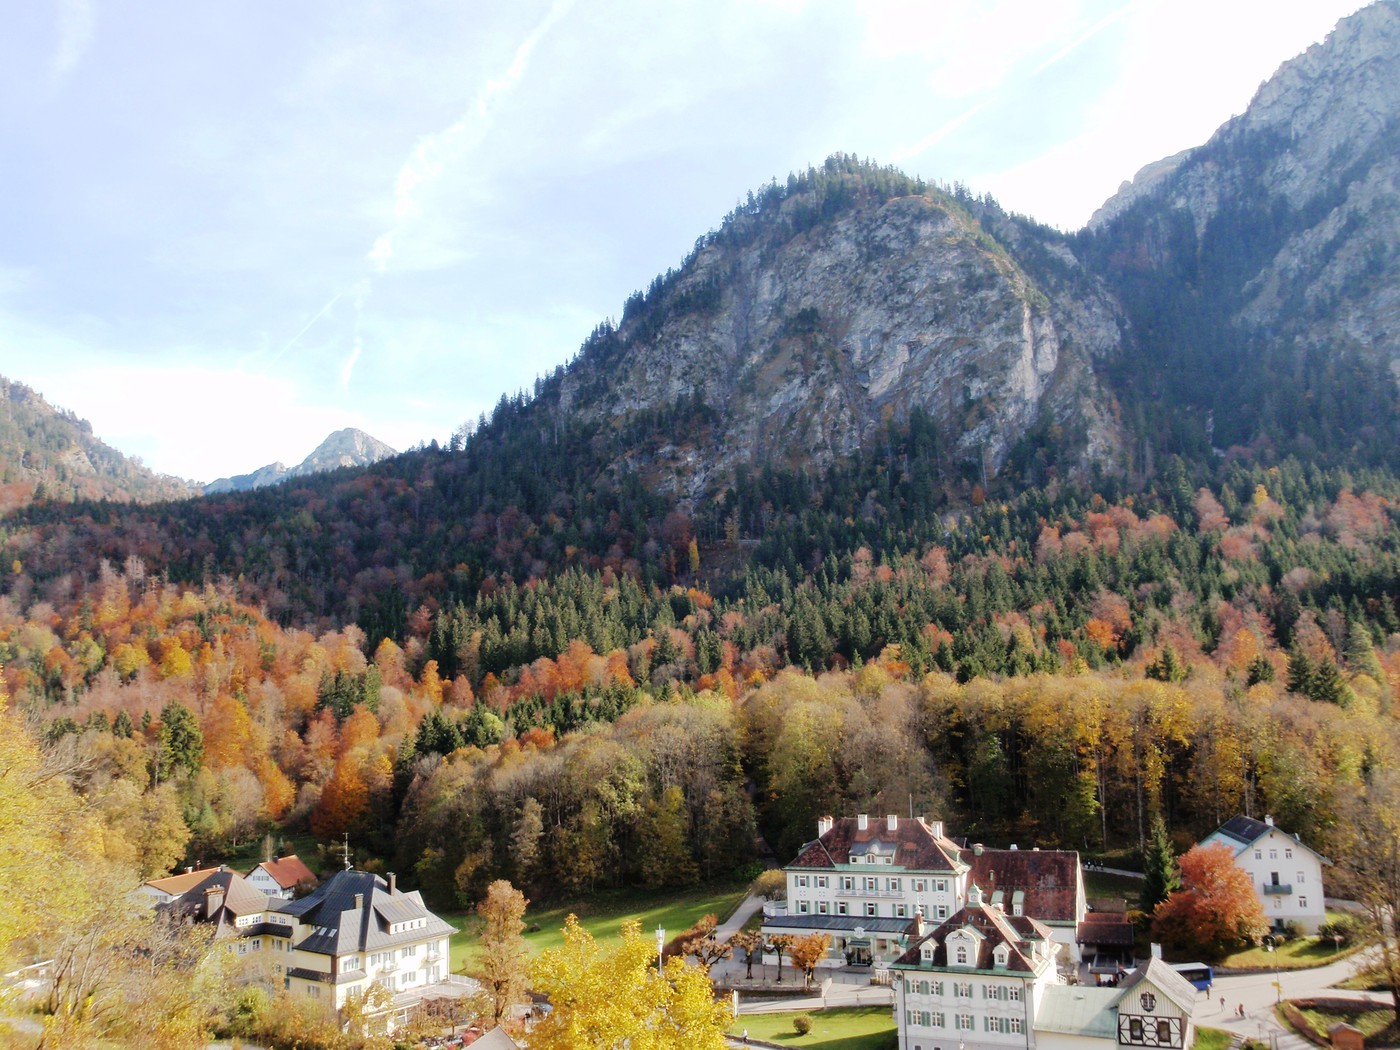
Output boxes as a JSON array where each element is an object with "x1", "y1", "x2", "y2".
[
  {"x1": 206, "y1": 428, "x2": 396, "y2": 493},
  {"x1": 1092, "y1": 0, "x2": 1400, "y2": 371},
  {"x1": 553, "y1": 175, "x2": 1127, "y2": 501}
]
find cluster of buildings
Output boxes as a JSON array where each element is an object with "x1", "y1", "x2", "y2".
[
  {"x1": 141, "y1": 855, "x2": 467, "y2": 1029},
  {"x1": 134, "y1": 809, "x2": 1328, "y2": 1047},
  {"x1": 762, "y1": 811, "x2": 1329, "y2": 1050}
]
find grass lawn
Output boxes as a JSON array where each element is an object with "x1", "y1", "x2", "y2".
[
  {"x1": 447, "y1": 880, "x2": 750, "y2": 975},
  {"x1": 1190, "y1": 1028, "x2": 1235, "y2": 1050},
  {"x1": 1218, "y1": 936, "x2": 1357, "y2": 970},
  {"x1": 1083, "y1": 870, "x2": 1144, "y2": 906},
  {"x1": 1289, "y1": 1001, "x2": 1400, "y2": 1044},
  {"x1": 729, "y1": 1007, "x2": 896, "y2": 1050}
]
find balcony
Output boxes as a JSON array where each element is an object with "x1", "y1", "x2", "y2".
[
  {"x1": 1262, "y1": 883, "x2": 1293, "y2": 895},
  {"x1": 379, "y1": 957, "x2": 399, "y2": 972},
  {"x1": 424, "y1": 948, "x2": 442, "y2": 964}
]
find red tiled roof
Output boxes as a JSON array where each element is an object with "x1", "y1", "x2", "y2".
[
  {"x1": 144, "y1": 865, "x2": 226, "y2": 897},
  {"x1": 963, "y1": 848, "x2": 1082, "y2": 923},
  {"x1": 788, "y1": 816, "x2": 963, "y2": 871},
  {"x1": 253, "y1": 854, "x2": 318, "y2": 890},
  {"x1": 1077, "y1": 916, "x2": 1136, "y2": 947},
  {"x1": 896, "y1": 903, "x2": 1052, "y2": 972}
]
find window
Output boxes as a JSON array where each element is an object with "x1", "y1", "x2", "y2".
[
  {"x1": 307, "y1": 985, "x2": 320, "y2": 999},
  {"x1": 895, "y1": 904, "x2": 908, "y2": 918},
  {"x1": 935, "y1": 879, "x2": 948, "y2": 893},
  {"x1": 841, "y1": 876, "x2": 855, "y2": 892},
  {"x1": 1157, "y1": 1020, "x2": 1171, "y2": 1042},
  {"x1": 1255, "y1": 849, "x2": 1262, "y2": 859},
  {"x1": 1130, "y1": 1018, "x2": 1143, "y2": 1041},
  {"x1": 930, "y1": 1011, "x2": 944, "y2": 1027},
  {"x1": 1285, "y1": 848, "x2": 1293, "y2": 859},
  {"x1": 955, "y1": 982, "x2": 972, "y2": 998},
  {"x1": 865, "y1": 877, "x2": 879, "y2": 893},
  {"x1": 1010, "y1": 1017, "x2": 1022, "y2": 1034},
  {"x1": 797, "y1": 875, "x2": 809, "y2": 888},
  {"x1": 1297, "y1": 871, "x2": 1305, "y2": 884},
  {"x1": 837, "y1": 902, "x2": 848, "y2": 915},
  {"x1": 932, "y1": 981, "x2": 943, "y2": 995},
  {"x1": 1300, "y1": 896, "x2": 1308, "y2": 909},
  {"x1": 913, "y1": 879, "x2": 927, "y2": 892},
  {"x1": 252, "y1": 940, "x2": 261, "y2": 951},
  {"x1": 956, "y1": 946, "x2": 967, "y2": 964},
  {"x1": 817, "y1": 876, "x2": 828, "y2": 888},
  {"x1": 1270, "y1": 849, "x2": 1278, "y2": 859},
  {"x1": 1274, "y1": 897, "x2": 1282, "y2": 910},
  {"x1": 887, "y1": 878, "x2": 901, "y2": 892},
  {"x1": 1009, "y1": 985, "x2": 1021, "y2": 1001},
  {"x1": 866, "y1": 903, "x2": 878, "y2": 917},
  {"x1": 818, "y1": 902, "x2": 828, "y2": 915},
  {"x1": 957, "y1": 1014, "x2": 973, "y2": 1031},
  {"x1": 936, "y1": 905, "x2": 948, "y2": 919},
  {"x1": 797, "y1": 901, "x2": 809, "y2": 914}
]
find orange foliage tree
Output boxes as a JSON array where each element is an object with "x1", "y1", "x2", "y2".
[{"x1": 1151, "y1": 842, "x2": 1267, "y2": 959}]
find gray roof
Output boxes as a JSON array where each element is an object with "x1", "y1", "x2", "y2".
[
  {"x1": 470, "y1": 1029, "x2": 520, "y2": 1049},
  {"x1": 1115, "y1": 957, "x2": 1198, "y2": 1015},
  {"x1": 278, "y1": 870, "x2": 456, "y2": 957},
  {"x1": 762, "y1": 914, "x2": 913, "y2": 935},
  {"x1": 1035, "y1": 986, "x2": 1120, "y2": 1038},
  {"x1": 1202, "y1": 815, "x2": 1331, "y2": 864}
]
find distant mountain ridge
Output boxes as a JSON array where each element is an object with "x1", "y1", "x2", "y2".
[
  {"x1": 0, "y1": 375, "x2": 194, "y2": 510},
  {"x1": 205, "y1": 428, "x2": 397, "y2": 493}
]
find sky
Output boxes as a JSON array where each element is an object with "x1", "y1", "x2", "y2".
[{"x1": 0, "y1": 0, "x2": 1369, "y2": 482}]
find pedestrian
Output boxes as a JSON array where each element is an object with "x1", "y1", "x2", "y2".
[
  {"x1": 743, "y1": 1028, "x2": 749, "y2": 1045},
  {"x1": 1237, "y1": 1003, "x2": 1245, "y2": 1018},
  {"x1": 1219, "y1": 996, "x2": 1225, "y2": 1012}
]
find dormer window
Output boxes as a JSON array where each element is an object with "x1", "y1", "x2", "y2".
[{"x1": 994, "y1": 945, "x2": 1009, "y2": 967}]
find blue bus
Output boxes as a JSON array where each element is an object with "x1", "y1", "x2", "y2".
[{"x1": 1170, "y1": 962, "x2": 1213, "y2": 991}]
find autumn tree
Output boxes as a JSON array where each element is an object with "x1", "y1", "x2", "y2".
[
  {"x1": 1152, "y1": 842, "x2": 1267, "y2": 959},
  {"x1": 768, "y1": 934, "x2": 796, "y2": 983},
  {"x1": 1332, "y1": 765, "x2": 1400, "y2": 1025},
  {"x1": 681, "y1": 914, "x2": 731, "y2": 970},
  {"x1": 789, "y1": 932, "x2": 832, "y2": 989},
  {"x1": 477, "y1": 879, "x2": 530, "y2": 1026},
  {"x1": 639, "y1": 784, "x2": 699, "y2": 888},
  {"x1": 731, "y1": 929, "x2": 765, "y2": 980},
  {"x1": 530, "y1": 916, "x2": 731, "y2": 1050}
]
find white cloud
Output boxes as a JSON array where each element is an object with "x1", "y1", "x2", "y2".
[
  {"x1": 51, "y1": 0, "x2": 95, "y2": 79},
  {"x1": 369, "y1": 0, "x2": 575, "y2": 273}
]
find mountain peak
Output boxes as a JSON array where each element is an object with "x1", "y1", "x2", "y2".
[{"x1": 205, "y1": 428, "x2": 396, "y2": 494}]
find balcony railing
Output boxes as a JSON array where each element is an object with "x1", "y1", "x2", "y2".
[
  {"x1": 833, "y1": 887, "x2": 906, "y2": 899},
  {"x1": 1262, "y1": 883, "x2": 1293, "y2": 895}
]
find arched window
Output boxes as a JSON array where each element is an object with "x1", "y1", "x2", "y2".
[{"x1": 956, "y1": 945, "x2": 968, "y2": 964}]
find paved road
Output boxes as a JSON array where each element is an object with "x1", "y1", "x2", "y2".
[{"x1": 1206, "y1": 948, "x2": 1390, "y2": 1048}]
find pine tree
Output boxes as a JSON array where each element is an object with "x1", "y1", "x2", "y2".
[{"x1": 1142, "y1": 814, "x2": 1180, "y2": 914}]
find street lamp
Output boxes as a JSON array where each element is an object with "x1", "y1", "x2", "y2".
[
  {"x1": 1263, "y1": 934, "x2": 1280, "y2": 1004},
  {"x1": 656, "y1": 926, "x2": 666, "y2": 977}
]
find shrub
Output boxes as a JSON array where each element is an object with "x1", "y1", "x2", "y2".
[
  {"x1": 1317, "y1": 916, "x2": 1362, "y2": 946},
  {"x1": 753, "y1": 868, "x2": 787, "y2": 901},
  {"x1": 792, "y1": 1014, "x2": 813, "y2": 1035}
]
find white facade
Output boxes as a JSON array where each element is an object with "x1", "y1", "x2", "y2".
[
  {"x1": 1200, "y1": 815, "x2": 1328, "y2": 934},
  {"x1": 770, "y1": 814, "x2": 1087, "y2": 966}
]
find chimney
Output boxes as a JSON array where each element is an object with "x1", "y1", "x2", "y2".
[
  {"x1": 857, "y1": 814, "x2": 869, "y2": 831},
  {"x1": 1264, "y1": 815, "x2": 1274, "y2": 827},
  {"x1": 887, "y1": 814, "x2": 898, "y2": 832},
  {"x1": 817, "y1": 816, "x2": 834, "y2": 838},
  {"x1": 354, "y1": 893, "x2": 363, "y2": 909},
  {"x1": 185, "y1": 866, "x2": 193, "y2": 874},
  {"x1": 973, "y1": 842, "x2": 984, "y2": 856},
  {"x1": 930, "y1": 819, "x2": 944, "y2": 839},
  {"x1": 205, "y1": 885, "x2": 225, "y2": 917},
  {"x1": 388, "y1": 872, "x2": 397, "y2": 894},
  {"x1": 1009, "y1": 844, "x2": 1018, "y2": 851}
]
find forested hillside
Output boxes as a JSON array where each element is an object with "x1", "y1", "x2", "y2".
[{"x1": 0, "y1": 375, "x2": 194, "y2": 509}]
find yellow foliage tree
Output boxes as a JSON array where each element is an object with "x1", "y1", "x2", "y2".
[{"x1": 529, "y1": 916, "x2": 731, "y2": 1050}]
